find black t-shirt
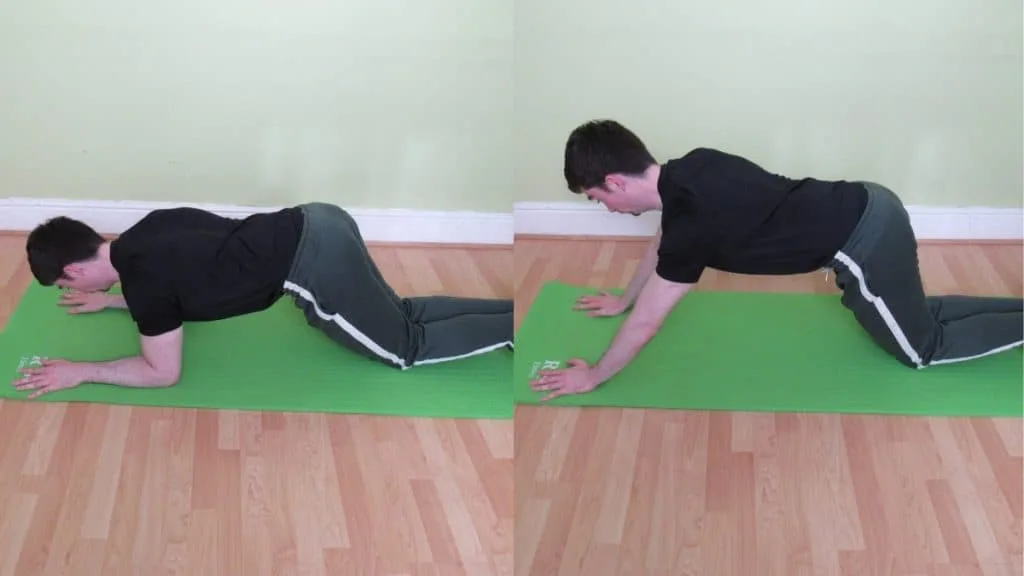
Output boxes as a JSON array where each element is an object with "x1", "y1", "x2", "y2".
[
  {"x1": 110, "y1": 206, "x2": 304, "y2": 337},
  {"x1": 656, "y1": 147, "x2": 868, "y2": 284}
]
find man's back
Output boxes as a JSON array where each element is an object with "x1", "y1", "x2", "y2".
[
  {"x1": 110, "y1": 206, "x2": 304, "y2": 336},
  {"x1": 656, "y1": 148, "x2": 868, "y2": 284}
]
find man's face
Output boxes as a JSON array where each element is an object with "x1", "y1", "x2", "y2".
[
  {"x1": 582, "y1": 175, "x2": 648, "y2": 216},
  {"x1": 56, "y1": 262, "x2": 113, "y2": 292}
]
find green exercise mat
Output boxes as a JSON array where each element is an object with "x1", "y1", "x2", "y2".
[
  {"x1": 514, "y1": 281, "x2": 1023, "y2": 417},
  {"x1": 0, "y1": 282, "x2": 512, "y2": 419}
]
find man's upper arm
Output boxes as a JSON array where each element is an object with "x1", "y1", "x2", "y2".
[
  {"x1": 628, "y1": 272, "x2": 694, "y2": 332},
  {"x1": 122, "y1": 275, "x2": 183, "y2": 338},
  {"x1": 140, "y1": 327, "x2": 184, "y2": 383},
  {"x1": 121, "y1": 274, "x2": 184, "y2": 381},
  {"x1": 654, "y1": 219, "x2": 707, "y2": 286}
]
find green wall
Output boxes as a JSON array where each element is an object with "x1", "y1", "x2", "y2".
[
  {"x1": 0, "y1": 0, "x2": 514, "y2": 212},
  {"x1": 515, "y1": 0, "x2": 1023, "y2": 208},
  {"x1": 1, "y1": 1, "x2": 1020, "y2": 211}
]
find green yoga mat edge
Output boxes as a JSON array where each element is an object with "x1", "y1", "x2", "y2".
[
  {"x1": 513, "y1": 280, "x2": 1024, "y2": 418},
  {"x1": 0, "y1": 282, "x2": 513, "y2": 420}
]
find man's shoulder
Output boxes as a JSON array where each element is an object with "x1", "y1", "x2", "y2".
[
  {"x1": 133, "y1": 206, "x2": 225, "y2": 228},
  {"x1": 118, "y1": 206, "x2": 225, "y2": 248},
  {"x1": 118, "y1": 208, "x2": 182, "y2": 243},
  {"x1": 660, "y1": 148, "x2": 720, "y2": 186},
  {"x1": 659, "y1": 149, "x2": 719, "y2": 201},
  {"x1": 111, "y1": 216, "x2": 181, "y2": 279},
  {"x1": 667, "y1": 147, "x2": 742, "y2": 172}
]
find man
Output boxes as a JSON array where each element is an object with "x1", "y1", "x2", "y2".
[
  {"x1": 531, "y1": 119, "x2": 1023, "y2": 401},
  {"x1": 15, "y1": 202, "x2": 513, "y2": 399}
]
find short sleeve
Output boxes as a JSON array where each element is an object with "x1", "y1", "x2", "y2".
[
  {"x1": 121, "y1": 277, "x2": 183, "y2": 337},
  {"x1": 655, "y1": 225, "x2": 709, "y2": 285}
]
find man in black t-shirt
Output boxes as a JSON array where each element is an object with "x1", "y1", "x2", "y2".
[
  {"x1": 530, "y1": 120, "x2": 1023, "y2": 401},
  {"x1": 15, "y1": 203, "x2": 513, "y2": 399}
]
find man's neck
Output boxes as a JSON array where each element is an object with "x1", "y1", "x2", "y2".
[
  {"x1": 96, "y1": 242, "x2": 120, "y2": 285},
  {"x1": 642, "y1": 164, "x2": 663, "y2": 211}
]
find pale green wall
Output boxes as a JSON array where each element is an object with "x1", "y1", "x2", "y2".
[
  {"x1": 515, "y1": 0, "x2": 1023, "y2": 208},
  {"x1": 0, "y1": 0, "x2": 514, "y2": 212},
  {"x1": 2, "y1": 2, "x2": 1020, "y2": 212}
]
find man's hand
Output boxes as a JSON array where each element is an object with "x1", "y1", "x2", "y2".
[
  {"x1": 14, "y1": 359, "x2": 85, "y2": 399},
  {"x1": 574, "y1": 291, "x2": 629, "y2": 317},
  {"x1": 58, "y1": 290, "x2": 119, "y2": 314},
  {"x1": 584, "y1": 273, "x2": 694, "y2": 388},
  {"x1": 529, "y1": 358, "x2": 599, "y2": 401},
  {"x1": 12, "y1": 328, "x2": 184, "y2": 398}
]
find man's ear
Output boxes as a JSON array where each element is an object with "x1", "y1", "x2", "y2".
[
  {"x1": 604, "y1": 174, "x2": 626, "y2": 193},
  {"x1": 63, "y1": 263, "x2": 84, "y2": 279}
]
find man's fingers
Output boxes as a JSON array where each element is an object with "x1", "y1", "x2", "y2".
[
  {"x1": 14, "y1": 378, "x2": 43, "y2": 390},
  {"x1": 576, "y1": 295, "x2": 620, "y2": 314},
  {"x1": 536, "y1": 368, "x2": 565, "y2": 377},
  {"x1": 530, "y1": 379, "x2": 561, "y2": 391},
  {"x1": 15, "y1": 372, "x2": 46, "y2": 384},
  {"x1": 28, "y1": 388, "x2": 51, "y2": 400},
  {"x1": 530, "y1": 374, "x2": 564, "y2": 391},
  {"x1": 574, "y1": 293, "x2": 612, "y2": 307},
  {"x1": 540, "y1": 391, "x2": 564, "y2": 402}
]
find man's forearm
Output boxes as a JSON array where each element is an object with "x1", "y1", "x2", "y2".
[
  {"x1": 590, "y1": 316, "x2": 659, "y2": 387},
  {"x1": 591, "y1": 269, "x2": 692, "y2": 388},
  {"x1": 79, "y1": 356, "x2": 179, "y2": 388},
  {"x1": 622, "y1": 230, "x2": 662, "y2": 305}
]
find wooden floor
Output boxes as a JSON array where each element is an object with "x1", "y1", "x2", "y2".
[
  {"x1": 2, "y1": 231, "x2": 1022, "y2": 576},
  {"x1": 0, "y1": 233, "x2": 515, "y2": 576},
  {"x1": 514, "y1": 237, "x2": 1023, "y2": 576}
]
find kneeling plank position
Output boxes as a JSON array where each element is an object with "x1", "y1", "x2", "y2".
[
  {"x1": 15, "y1": 202, "x2": 513, "y2": 398},
  {"x1": 531, "y1": 120, "x2": 1023, "y2": 401}
]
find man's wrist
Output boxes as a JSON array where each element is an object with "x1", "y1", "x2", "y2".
[
  {"x1": 103, "y1": 293, "x2": 125, "y2": 309},
  {"x1": 617, "y1": 294, "x2": 634, "y2": 312},
  {"x1": 69, "y1": 361, "x2": 92, "y2": 386}
]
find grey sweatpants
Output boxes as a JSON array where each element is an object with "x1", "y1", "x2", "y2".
[
  {"x1": 829, "y1": 182, "x2": 1023, "y2": 368},
  {"x1": 282, "y1": 202, "x2": 513, "y2": 369}
]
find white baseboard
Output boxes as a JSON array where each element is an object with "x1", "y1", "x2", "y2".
[
  {"x1": 513, "y1": 201, "x2": 1024, "y2": 241},
  {"x1": 0, "y1": 198, "x2": 514, "y2": 245}
]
